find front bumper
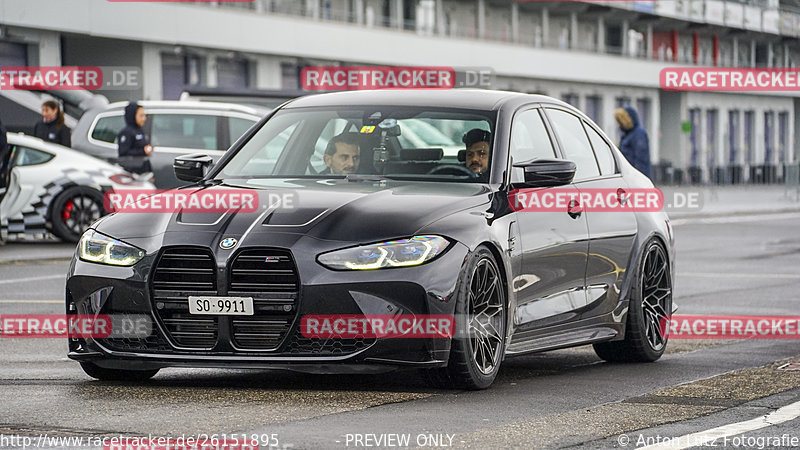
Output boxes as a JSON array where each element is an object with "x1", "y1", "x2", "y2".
[{"x1": 66, "y1": 241, "x2": 469, "y2": 373}]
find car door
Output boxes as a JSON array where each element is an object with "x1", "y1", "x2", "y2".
[
  {"x1": 508, "y1": 107, "x2": 590, "y2": 340},
  {"x1": 544, "y1": 107, "x2": 638, "y2": 320},
  {"x1": 0, "y1": 144, "x2": 56, "y2": 231}
]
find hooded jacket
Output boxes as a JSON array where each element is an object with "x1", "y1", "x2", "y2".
[
  {"x1": 117, "y1": 102, "x2": 150, "y2": 158},
  {"x1": 617, "y1": 106, "x2": 651, "y2": 179},
  {"x1": 33, "y1": 118, "x2": 71, "y2": 147}
]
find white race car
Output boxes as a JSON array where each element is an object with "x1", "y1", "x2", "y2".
[{"x1": 1, "y1": 133, "x2": 155, "y2": 242}]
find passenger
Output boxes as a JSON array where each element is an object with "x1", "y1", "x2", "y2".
[
  {"x1": 322, "y1": 132, "x2": 361, "y2": 175},
  {"x1": 33, "y1": 100, "x2": 71, "y2": 147},
  {"x1": 462, "y1": 128, "x2": 491, "y2": 180}
]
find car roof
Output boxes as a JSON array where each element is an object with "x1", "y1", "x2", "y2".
[
  {"x1": 8, "y1": 132, "x2": 68, "y2": 149},
  {"x1": 105, "y1": 100, "x2": 267, "y2": 116},
  {"x1": 283, "y1": 89, "x2": 568, "y2": 111}
]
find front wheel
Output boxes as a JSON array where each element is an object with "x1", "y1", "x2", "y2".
[
  {"x1": 79, "y1": 362, "x2": 159, "y2": 381},
  {"x1": 594, "y1": 239, "x2": 672, "y2": 362},
  {"x1": 49, "y1": 186, "x2": 105, "y2": 242},
  {"x1": 424, "y1": 246, "x2": 507, "y2": 390}
]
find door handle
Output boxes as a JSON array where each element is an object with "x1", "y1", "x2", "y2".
[
  {"x1": 617, "y1": 188, "x2": 628, "y2": 205},
  {"x1": 567, "y1": 199, "x2": 582, "y2": 219}
]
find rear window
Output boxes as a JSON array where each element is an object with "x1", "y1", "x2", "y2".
[
  {"x1": 90, "y1": 115, "x2": 125, "y2": 144},
  {"x1": 13, "y1": 146, "x2": 54, "y2": 166},
  {"x1": 151, "y1": 114, "x2": 218, "y2": 150}
]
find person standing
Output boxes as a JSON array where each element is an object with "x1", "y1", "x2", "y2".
[
  {"x1": 116, "y1": 102, "x2": 153, "y2": 177},
  {"x1": 33, "y1": 100, "x2": 72, "y2": 147},
  {"x1": 614, "y1": 106, "x2": 651, "y2": 179}
]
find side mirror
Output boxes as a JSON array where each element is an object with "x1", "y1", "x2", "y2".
[
  {"x1": 513, "y1": 158, "x2": 576, "y2": 188},
  {"x1": 174, "y1": 153, "x2": 213, "y2": 182}
]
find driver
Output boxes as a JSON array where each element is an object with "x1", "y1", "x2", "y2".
[
  {"x1": 462, "y1": 128, "x2": 491, "y2": 179},
  {"x1": 323, "y1": 132, "x2": 361, "y2": 175}
]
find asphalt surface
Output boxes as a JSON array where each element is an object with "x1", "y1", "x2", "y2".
[{"x1": 1, "y1": 206, "x2": 799, "y2": 449}]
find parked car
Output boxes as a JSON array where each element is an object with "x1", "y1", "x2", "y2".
[
  {"x1": 0, "y1": 133, "x2": 154, "y2": 243},
  {"x1": 71, "y1": 101, "x2": 268, "y2": 188},
  {"x1": 66, "y1": 90, "x2": 674, "y2": 389}
]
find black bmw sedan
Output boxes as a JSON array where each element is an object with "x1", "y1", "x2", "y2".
[{"x1": 66, "y1": 89, "x2": 674, "y2": 389}]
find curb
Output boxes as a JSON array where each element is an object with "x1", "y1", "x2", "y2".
[{"x1": 668, "y1": 207, "x2": 800, "y2": 220}]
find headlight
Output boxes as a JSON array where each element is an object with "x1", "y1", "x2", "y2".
[
  {"x1": 318, "y1": 235, "x2": 449, "y2": 270},
  {"x1": 78, "y1": 229, "x2": 145, "y2": 266}
]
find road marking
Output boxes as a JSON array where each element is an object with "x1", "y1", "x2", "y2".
[
  {"x1": 0, "y1": 274, "x2": 63, "y2": 285},
  {"x1": 678, "y1": 272, "x2": 800, "y2": 279},
  {"x1": 638, "y1": 399, "x2": 800, "y2": 449},
  {"x1": 0, "y1": 300, "x2": 62, "y2": 304},
  {"x1": 671, "y1": 212, "x2": 800, "y2": 226}
]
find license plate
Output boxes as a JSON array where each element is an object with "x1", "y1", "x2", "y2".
[{"x1": 188, "y1": 296, "x2": 254, "y2": 315}]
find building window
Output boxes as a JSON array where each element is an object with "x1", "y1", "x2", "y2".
[
  {"x1": 689, "y1": 108, "x2": 701, "y2": 168},
  {"x1": 281, "y1": 62, "x2": 299, "y2": 90},
  {"x1": 585, "y1": 95, "x2": 602, "y2": 125},
  {"x1": 636, "y1": 98, "x2": 651, "y2": 131},
  {"x1": 706, "y1": 109, "x2": 718, "y2": 171},
  {"x1": 562, "y1": 93, "x2": 579, "y2": 108},
  {"x1": 217, "y1": 56, "x2": 250, "y2": 90},
  {"x1": 161, "y1": 52, "x2": 205, "y2": 100},
  {"x1": 764, "y1": 111, "x2": 774, "y2": 164},
  {"x1": 727, "y1": 110, "x2": 739, "y2": 165},
  {"x1": 778, "y1": 112, "x2": 788, "y2": 164},
  {"x1": 0, "y1": 41, "x2": 28, "y2": 67},
  {"x1": 743, "y1": 111, "x2": 754, "y2": 165}
]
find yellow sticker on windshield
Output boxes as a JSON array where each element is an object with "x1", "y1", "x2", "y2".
[{"x1": 360, "y1": 125, "x2": 376, "y2": 134}]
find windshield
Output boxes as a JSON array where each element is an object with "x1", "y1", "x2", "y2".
[{"x1": 215, "y1": 106, "x2": 495, "y2": 182}]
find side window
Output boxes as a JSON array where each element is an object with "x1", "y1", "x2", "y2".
[
  {"x1": 90, "y1": 115, "x2": 126, "y2": 144},
  {"x1": 14, "y1": 146, "x2": 54, "y2": 166},
  {"x1": 150, "y1": 114, "x2": 218, "y2": 150},
  {"x1": 509, "y1": 109, "x2": 557, "y2": 183},
  {"x1": 229, "y1": 117, "x2": 256, "y2": 144},
  {"x1": 584, "y1": 122, "x2": 617, "y2": 176},
  {"x1": 545, "y1": 108, "x2": 601, "y2": 181},
  {"x1": 236, "y1": 122, "x2": 299, "y2": 176}
]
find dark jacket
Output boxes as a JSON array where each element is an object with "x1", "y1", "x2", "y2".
[
  {"x1": 116, "y1": 102, "x2": 151, "y2": 174},
  {"x1": 618, "y1": 106, "x2": 651, "y2": 179},
  {"x1": 33, "y1": 119, "x2": 71, "y2": 147}
]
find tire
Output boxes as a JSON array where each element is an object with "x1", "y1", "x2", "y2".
[
  {"x1": 79, "y1": 362, "x2": 159, "y2": 381},
  {"x1": 423, "y1": 245, "x2": 507, "y2": 390},
  {"x1": 594, "y1": 239, "x2": 672, "y2": 363},
  {"x1": 49, "y1": 186, "x2": 105, "y2": 243}
]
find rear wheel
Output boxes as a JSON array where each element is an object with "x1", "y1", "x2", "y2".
[
  {"x1": 424, "y1": 246, "x2": 506, "y2": 390},
  {"x1": 79, "y1": 362, "x2": 159, "y2": 381},
  {"x1": 50, "y1": 187, "x2": 105, "y2": 242},
  {"x1": 594, "y1": 239, "x2": 672, "y2": 362}
]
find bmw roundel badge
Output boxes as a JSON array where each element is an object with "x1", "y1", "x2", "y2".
[{"x1": 220, "y1": 237, "x2": 238, "y2": 249}]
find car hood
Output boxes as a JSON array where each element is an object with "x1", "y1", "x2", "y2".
[{"x1": 93, "y1": 179, "x2": 493, "y2": 246}]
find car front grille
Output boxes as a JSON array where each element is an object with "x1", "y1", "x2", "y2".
[
  {"x1": 142, "y1": 246, "x2": 370, "y2": 357},
  {"x1": 228, "y1": 249, "x2": 298, "y2": 350},
  {"x1": 229, "y1": 249, "x2": 298, "y2": 292},
  {"x1": 152, "y1": 247, "x2": 218, "y2": 349}
]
